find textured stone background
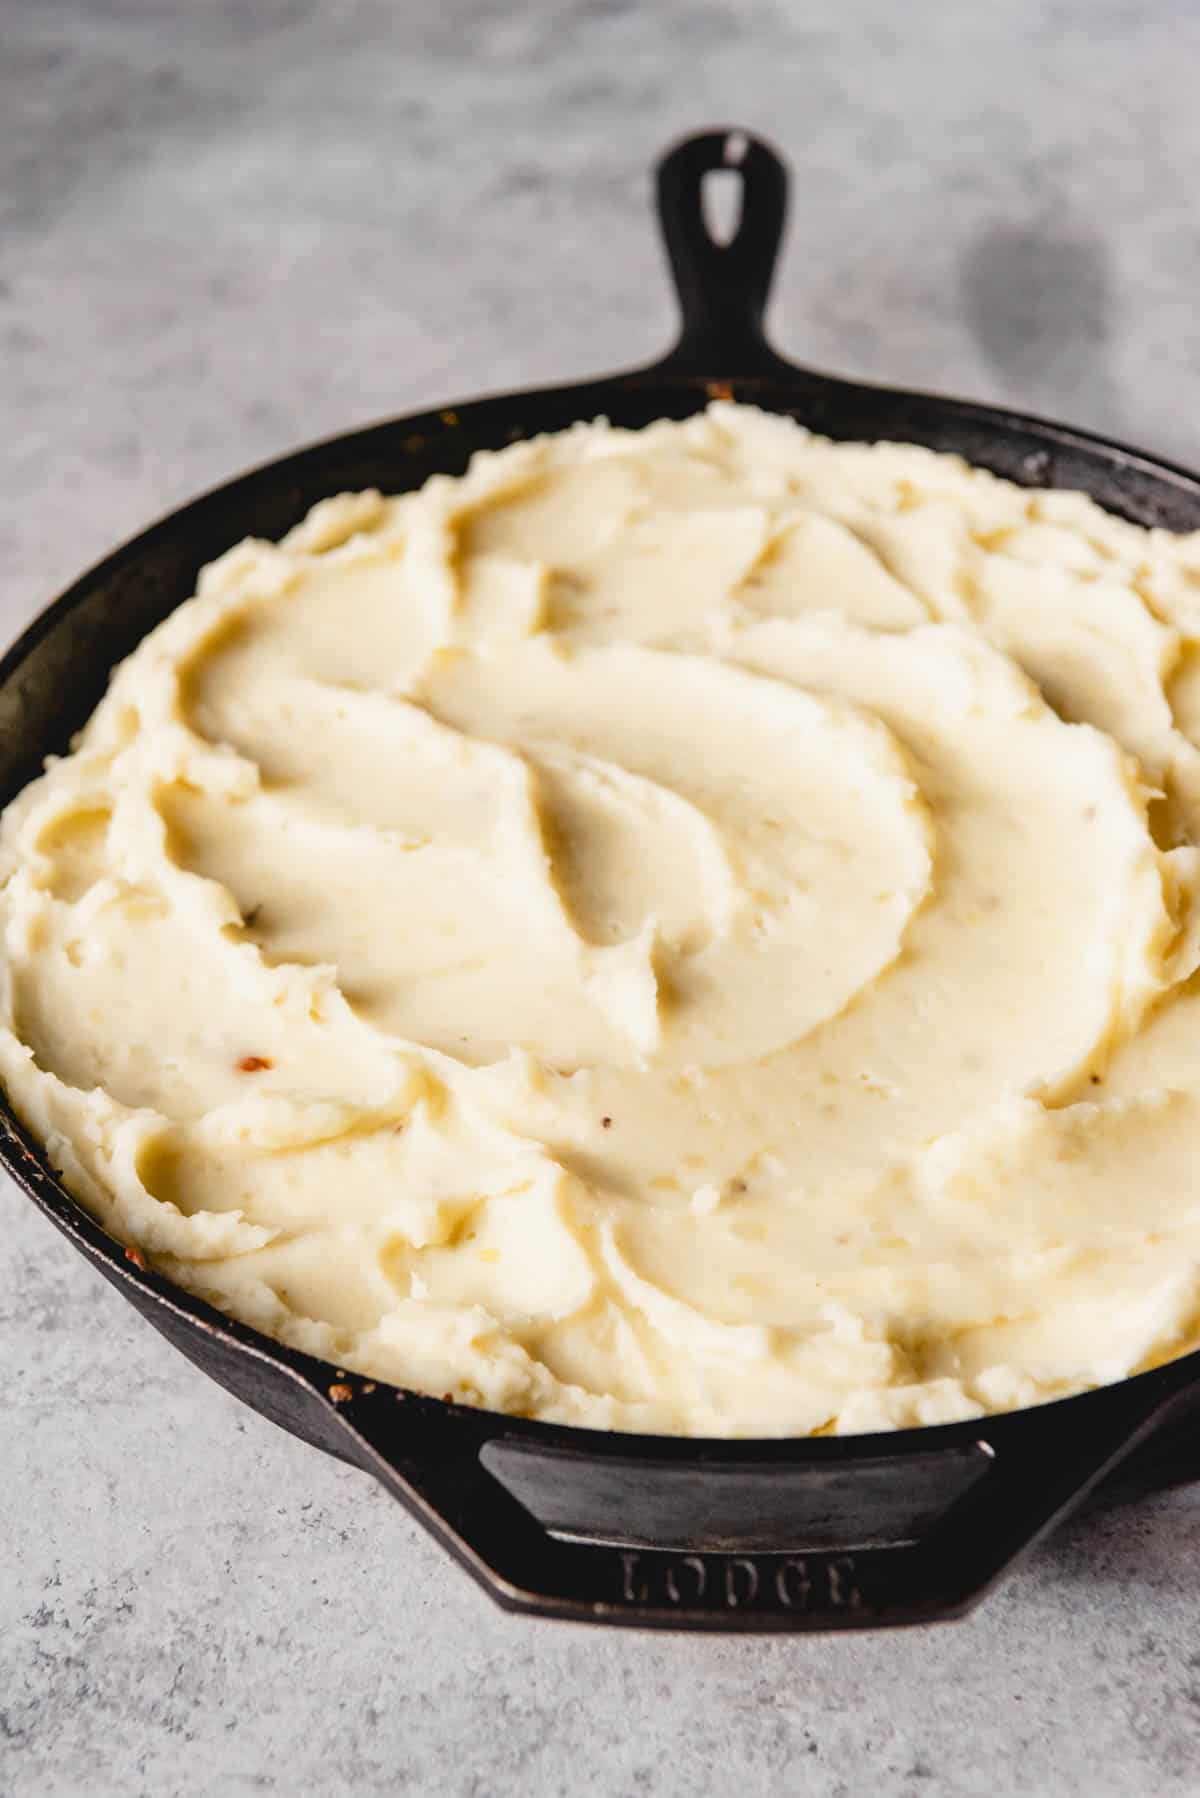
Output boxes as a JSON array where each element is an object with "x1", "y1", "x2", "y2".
[{"x1": 4, "y1": 3, "x2": 1200, "y2": 1793}]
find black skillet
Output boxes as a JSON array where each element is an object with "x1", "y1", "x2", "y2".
[{"x1": 5, "y1": 129, "x2": 1200, "y2": 1634}]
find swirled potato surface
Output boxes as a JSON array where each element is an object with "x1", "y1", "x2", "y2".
[{"x1": 7, "y1": 404, "x2": 1200, "y2": 1435}]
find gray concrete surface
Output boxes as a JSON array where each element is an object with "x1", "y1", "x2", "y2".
[{"x1": 4, "y1": 3, "x2": 1200, "y2": 1793}]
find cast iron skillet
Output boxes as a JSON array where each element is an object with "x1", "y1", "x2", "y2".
[{"x1": 5, "y1": 129, "x2": 1200, "y2": 1634}]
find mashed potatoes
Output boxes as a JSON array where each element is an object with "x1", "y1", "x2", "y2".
[{"x1": 6, "y1": 403, "x2": 1200, "y2": 1435}]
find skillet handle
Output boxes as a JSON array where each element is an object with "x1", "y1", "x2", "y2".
[
  {"x1": 652, "y1": 127, "x2": 795, "y2": 380},
  {"x1": 332, "y1": 1383, "x2": 1174, "y2": 1632}
]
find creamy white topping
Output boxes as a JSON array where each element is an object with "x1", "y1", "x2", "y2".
[{"x1": 6, "y1": 403, "x2": 1200, "y2": 1435}]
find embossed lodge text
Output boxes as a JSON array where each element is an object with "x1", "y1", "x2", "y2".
[{"x1": 619, "y1": 1551, "x2": 862, "y2": 1613}]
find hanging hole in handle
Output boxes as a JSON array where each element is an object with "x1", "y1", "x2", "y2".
[{"x1": 702, "y1": 168, "x2": 743, "y2": 248}]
